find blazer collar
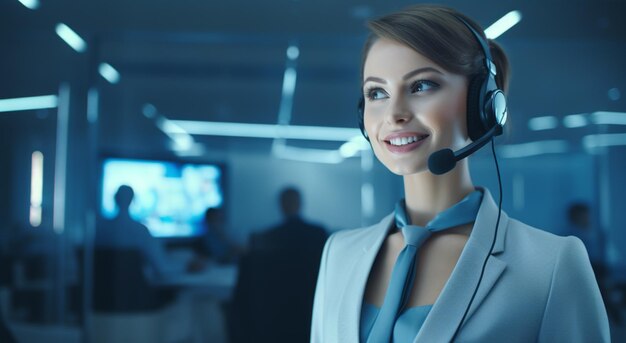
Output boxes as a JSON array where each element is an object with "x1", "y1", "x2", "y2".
[
  {"x1": 415, "y1": 187, "x2": 509, "y2": 342},
  {"x1": 337, "y1": 187, "x2": 509, "y2": 342},
  {"x1": 337, "y1": 213, "x2": 393, "y2": 342}
]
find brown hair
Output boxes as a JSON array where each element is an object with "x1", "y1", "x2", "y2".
[{"x1": 362, "y1": 4, "x2": 510, "y2": 93}]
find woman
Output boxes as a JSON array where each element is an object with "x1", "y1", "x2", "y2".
[{"x1": 311, "y1": 5, "x2": 609, "y2": 343}]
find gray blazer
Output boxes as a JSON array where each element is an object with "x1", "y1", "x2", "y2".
[{"x1": 311, "y1": 188, "x2": 610, "y2": 342}]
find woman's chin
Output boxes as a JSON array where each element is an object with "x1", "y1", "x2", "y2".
[{"x1": 386, "y1": 162, "x2": 429, "y2": 176}]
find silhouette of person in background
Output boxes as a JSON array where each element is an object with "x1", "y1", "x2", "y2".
[
  {"x1": 0, "y1": 317, "x2": 16, "y2": 343},
  {"x1": 568, "y1": 203, "x2": 604, "y2": 268},
  {"x1": 200, "y1": 207, "x2": 242, "y2": 264},
  {"x1": 230, "y1": 186, "x2": 328, "y2": 343},
  {"x1": 249, "y1": 187, "x2": 327, "y2": 254},
  {"x1": 96, "y1": 185, "x2": 178, "y2": 280},
  {"x1": 188, "y1": 207, "x2": 243, "y2": 273}
]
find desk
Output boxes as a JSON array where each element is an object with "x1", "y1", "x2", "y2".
[
  {"x1": 155, "y1": 264, "x2": 238, "y2": 301},
  {"x1": 155, "y1": 264, "x2": 237, "y2": 343}
]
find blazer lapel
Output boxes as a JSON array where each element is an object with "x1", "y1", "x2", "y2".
[
  {"x1": 415, "y1": 188, "x2": 509, "y2": 342},
  {"x1": 337, "y1": 213, "x2": 394, "y2": 342}
]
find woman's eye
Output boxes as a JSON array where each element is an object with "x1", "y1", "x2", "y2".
[
  {"x1": 365, "y1": 88, "x2": 388, "y2": 101},
  {"x1": 410, "y1": 80, "x2": 440, "y2": 93}
]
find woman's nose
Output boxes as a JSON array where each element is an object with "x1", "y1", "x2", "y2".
[{"x1": 385, "y1": 95, "x2": 413, "y2": 125}]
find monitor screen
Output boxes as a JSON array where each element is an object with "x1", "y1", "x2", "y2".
[{"x1": 101, "y1": 158, "x2": 224, "y2": 237}]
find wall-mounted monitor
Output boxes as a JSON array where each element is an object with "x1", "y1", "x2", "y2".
[{"x1": 100, "y1": 157, "x2": 224, "y2": 237}]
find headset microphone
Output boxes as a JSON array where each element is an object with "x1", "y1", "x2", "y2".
[{"x1": 428, "y1": 124, "x2": 502, "y2": 175}]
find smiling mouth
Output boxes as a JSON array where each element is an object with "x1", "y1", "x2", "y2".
[{"x1": 384, "y1": 134, "x2": 429, "y2": 146}]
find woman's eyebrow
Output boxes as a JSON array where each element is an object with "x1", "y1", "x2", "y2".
[
  {"x1": 363, "y1": 76, "x2": 386, "y2": 85},
  {"x1": 363, "y1": 67, "x2": 443, "y2": 86},
  {"x1": 402, "y1": 67, "x2": 443, "y2": 80}
]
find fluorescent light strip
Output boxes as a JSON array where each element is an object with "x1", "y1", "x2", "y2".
[
  {"x1": 18, "y1": 0, "x2": 39, "y2": 10},
  {"x1": 272, "y1": 144, "x2": 344, "y2": 164},
  {"x1": 499, "y1": 140, "x2": 568, "y2": 158},
  {"x1": 30, "y1": 151, "x2": 44, "y2": 227},
  {"x1": 528, "y1": 116, "x2": 558, "y2": 131},
  {"x1": 156, "y1": 118, "x2": 195, "y2": 151},
  {"x1": 55, "y1": 23, "x2": 87, "y2": 53},
  {"x1": 99, "y1": 63, "x2": 120, "y2": 84},
  {"x1": 591, "y1": 111, "x2": 626, "y2": 125},
  {"x1": 171, "y1": 120, "x2": 361, "y2": 142},
  {"x1": 0, "y1": 95, "x2": 58, "y2": 113},
  {"x1": 563, "y1": 114, "x2": 588, "y2": 128},
  {"x1": 172, "y1": 142, "x2": 206, "y2": 157},
  {"x1": 281, "y1": 67, "x2": 297, "y2": 99},
  {"x1": 361, "y1": 149, "x2": 374, "y2": 172},
  {"x1": 361, "y1": 183, "x2": 375, "y2": 218},
  {"x1": 53, "y1": 85, "x2": 70, "y2": 233},
  {"x1": 485, "y1": 10, "x2": 522, "y2": 39},
  {"x1": 583, "y1": 133, "x2": 626, "y2": 150},
  {"x1": 339, "y1": 136, "x2": 370, "y2": 158},
  {"x1": 277, "y1": 67, "x2": 297, "y2": 124},
  {"x1": 277, "y1": 45, "x2": 299, "y2": 125},
  {"x1": 87, "y1": 88, "x2": 99, "y2": 123}
]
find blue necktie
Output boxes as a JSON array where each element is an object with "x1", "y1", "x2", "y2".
[{"x1": 366, "y1": 191, "x2": 483, "y2": 343}]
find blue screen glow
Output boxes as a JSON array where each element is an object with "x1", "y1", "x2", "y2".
[{"x1": 101, "y1": 158, "x2": 223, "y2": 237}]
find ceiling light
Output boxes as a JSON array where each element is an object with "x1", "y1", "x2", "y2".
[
  {"x1": 171, "y1": 120, "x2": 361, "y2": 141},
  {"x1": 0, "y1": 95, "x2": 57, "y2": 113},
  {"x1": 528, "y1": 116, "x2": 558, "y2": 131},
  {"x1": 99, "y1": 63, "x2": 120, "y2": 84},
  {"x1": 55, "y1": 23, "x2": 87, "y2": 53},
  {"x1": 272, "y1": 144, "x2": 344, "y2": 164},
  {"x1": 583, "y1": 133, "x2": 626, "y2": 151},
  {"x1": 591, "y1": 111, "x2": 626, "y2": 125},
  {"x1": 18, "y1": 0, "x2": 39, "y2": 10},
  {"x1": 339, "y1": 136, "x2": 370, "y2": 158},
  {"x1": 499, "y1": 140, "x2": 568, "y2": 158},
  {"x1": 286, "y1": 45, "x2": 300, "y2": 60},
  {"x1": 563, "y1": 114, "x2": 588, "y2": 128},
  {"x1": 485, "y1": 10, "x2": 522, "y2": 39}
]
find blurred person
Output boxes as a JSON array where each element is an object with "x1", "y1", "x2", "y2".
[
  {"x1": 311, "y1": 5, "x2": 609, "y2": 342},
  {"x1": 199, "y1": 207, "x2": 242, "y2": 264},
  {"x1": 231, "y1": 186, "x2": 327, "y2": 343},
  {"x1": 0, "y1": 317, "x2": 16, "y2": 343},
  {"x1": 567, "y1": 203, "x2": 605, "y2": 270},
  {"x1": 249, "y1": 187, "x2": 327, "y2": 253},
  {"x1": 96, "y1": 185, "x2": 181, "y2": 280},
  {"x1": 0, "y1": 251, "x2": 16, "y2": 343}
]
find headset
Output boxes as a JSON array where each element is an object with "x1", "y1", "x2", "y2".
[
  {"x1": 357, "y1": 15, "x2": 507, "y2": 175},
  {"x1": 358, "y1": 15, "x2": 507, "y2": 341}
]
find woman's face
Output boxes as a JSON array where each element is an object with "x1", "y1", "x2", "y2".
[{"x1": 362, "y1": 38, "x2": 469, "y2": 175}]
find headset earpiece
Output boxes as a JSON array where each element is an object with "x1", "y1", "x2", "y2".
[
  {"x1": 456, "y1": 16, "x2": 507, "y2": 143},
  {"x1": 466, "y1": 73, "x2": 487, "y2": 141}
]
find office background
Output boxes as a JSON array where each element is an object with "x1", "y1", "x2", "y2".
[{"x1": 1, "y1": 0, "x2": 625, "y2": 342}]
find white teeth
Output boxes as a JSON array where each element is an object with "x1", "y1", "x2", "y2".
[{"x1": 389, "y1": 136, "x2": 422, "y2": 146}]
